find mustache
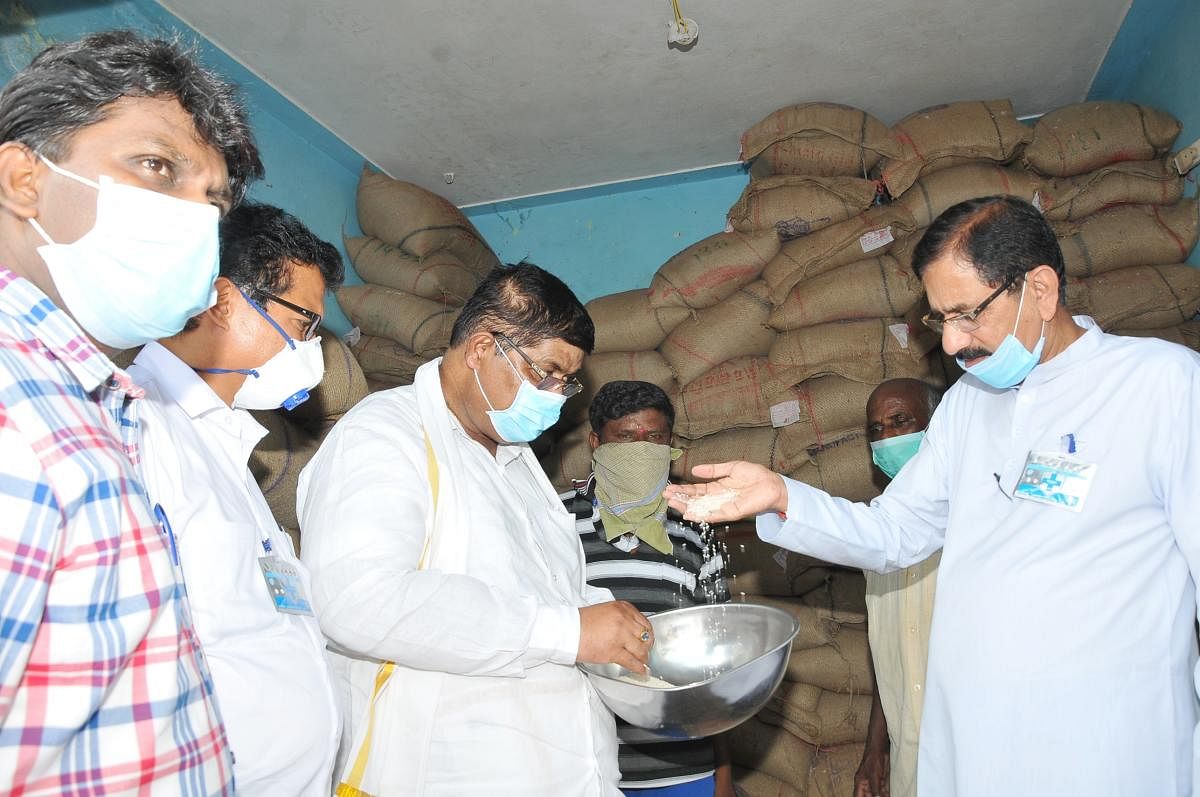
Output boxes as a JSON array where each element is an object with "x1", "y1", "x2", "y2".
[{"x1": 957, "y1": 347, "x2": 993, "y2": 360}]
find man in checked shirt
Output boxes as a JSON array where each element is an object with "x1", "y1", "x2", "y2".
[{"x1": 0, "y1": 31, "x2": 263, "y2": 794}]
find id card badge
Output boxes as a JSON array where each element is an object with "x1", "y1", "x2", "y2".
[
  {"x1": 258, "y1": 555, "x2": 315, "y2": 615},
  {"x1": 1014, "y1": 451, "x2": 1097, "y2": 512}
]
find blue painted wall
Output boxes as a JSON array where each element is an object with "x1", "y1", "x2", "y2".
[
  {"x1": 0, "y1": 0, "x2": 365, "y2": 333},
  {"x1": 1090, "y1": 0, "x2": 1198, "y2": 264},
  {"x1": 464, "y1": 165, "x2": 749, "y2": 304}
]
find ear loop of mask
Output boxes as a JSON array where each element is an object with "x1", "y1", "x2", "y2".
[
  {"x1": 472, "y1": 339, "x2": 520, "y2": 412},
  {"x1": 1012, "y1": 277, "x2": 1047, "y2": 344},
  {"x1": 27, "y1": 154, "x2": 103, "y2": 246},
  {"x1": 197, "y1": 287, "x2": 297, "y2": 378}
]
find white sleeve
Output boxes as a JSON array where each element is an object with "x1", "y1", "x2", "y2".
[
  {"x1": 755, "y1": 400, "x2": 953, "y2": 572},
  {"x1": 298, "y1": 406, "x2": 578, "y2": 677}
]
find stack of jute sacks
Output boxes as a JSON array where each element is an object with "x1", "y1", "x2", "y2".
[{"x1": 337, "y1": 166, "x2": 500, "y2": 391}]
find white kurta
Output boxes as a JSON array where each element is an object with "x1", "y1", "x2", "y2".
[
  {"x1": 297, "y1": 359, "x2": 620, "y2": 796},
  {"x1": 128, "y1": 342, "x2": 340, "y2": 797},
  {"x1": 758, "y1": 318, "x2": 1200, "y2": 796}
]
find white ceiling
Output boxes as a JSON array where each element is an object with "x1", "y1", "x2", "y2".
[{"x1": 159, "y1": 0, "x2": 1131, "y2": 206}]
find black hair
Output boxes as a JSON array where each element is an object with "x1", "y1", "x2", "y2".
[
  {"x1": 219, "y1": 202, "x2": 344, "y2": 293},
  {"x1": 449, "y1": 261, "x2": 595, "y2": 353},
  {"x1": 0, "y1": 29, "x2": 263, "y2": 205},
  {"x1": 588, "y1": 380, "x2": 676, "y2": 434},
  {"x1": 912, "y1": 196, "x2": 1066, "y2": 304}
]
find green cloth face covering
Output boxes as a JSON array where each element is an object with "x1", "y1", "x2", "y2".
[
  {"x1": 869, "y1": 430, "x2": 925, "y2": 479},
  {"x1": 592, "y1": 441, "x2": 681, "y2": 555}
]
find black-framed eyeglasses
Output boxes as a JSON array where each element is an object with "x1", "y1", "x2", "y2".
[
  {"x1": 250, "y1": 288, "x2": 322, "y2": 341},
  {"x1": 921, "y1": 275, "x2": 1019, "y2": 335},
  {"x1": 493, "y1": 331, "x2": 583, "y2": 397}
]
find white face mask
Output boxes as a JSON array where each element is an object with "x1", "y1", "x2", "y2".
[
  {"x1": 29, "y1": 155, "x2": 220, "y2": 349},
  {"x1": 200, "y1": 287, "x2": 325, "y2": 411}
]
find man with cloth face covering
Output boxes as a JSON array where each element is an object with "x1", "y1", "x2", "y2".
[
  {"x1": 128, "y1": 202, "x2": 344, "y2": 795},
  {"x1": 562, "y1": 380, "x2": 732, "y2": 797},
  {"x1": 299, "y1": 263, "x2": 652, "y2": 796}
]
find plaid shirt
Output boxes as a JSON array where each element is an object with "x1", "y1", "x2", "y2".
[{"x1": 0, "y1": 267, "x2": 232, "y2": 796}]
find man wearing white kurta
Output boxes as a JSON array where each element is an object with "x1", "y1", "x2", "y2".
[
  {"x1": 298, "y1": 263, "x2": 653, "y2": 796},
  {"x1": 131, "y1": 203, "x2": 344, "y2": 795},
  {"x1": 668, "y1": 196, "x2": 1200, "y2": 796}
]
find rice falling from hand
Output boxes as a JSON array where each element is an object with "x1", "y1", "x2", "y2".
[{"x1": 614, "y1": 672, "x2": 677, "y2": 688}]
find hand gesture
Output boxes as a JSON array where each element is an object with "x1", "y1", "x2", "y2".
[{"x1": 663, "y1": 461, "x2": 788, "y2": 523}]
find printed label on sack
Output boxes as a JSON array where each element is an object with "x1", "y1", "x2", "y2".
[
  {"x1": 859, "y1": 226, "x2": 894, "y2": 253},
  {"x1": 770, "y1": 399, "x2": 801, "y2": 428},
  {"x1": 888, "y1": 323, "x2": 910, "y2": 349},
  {"x1": 772, "y1": 548, "x2": 789, "y2": 571},
  {"x1": 343, "y1": 326, "x2": 362, "y2": 347}
]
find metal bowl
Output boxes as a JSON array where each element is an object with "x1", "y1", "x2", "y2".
[{"x1": 580, "y1": 602, "x2": 800, "y2": 739}]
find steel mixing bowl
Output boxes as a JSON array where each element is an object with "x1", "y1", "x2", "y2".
[{"x1": 580, "y1": 602, "x2": 800, "y2": 739}]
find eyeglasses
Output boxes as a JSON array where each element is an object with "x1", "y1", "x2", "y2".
[
  {"x1": 493, "y1": 331, "x2": 583, "y2": 397},
  {"x1": 921, "y1": 275, "x2": 1018, "y2": 335},
  {"x1": 250, "y1": 289, "x2": 322, "y2": 341}
]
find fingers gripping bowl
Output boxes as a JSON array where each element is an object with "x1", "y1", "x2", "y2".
[{"x1": 580, "y1": 603, "x2": 800, "y2": 739}]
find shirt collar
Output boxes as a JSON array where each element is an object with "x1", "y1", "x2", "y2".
[
  {"x1": 0, "y1": 266, "x2": 137, "y2": 396},
  {"x1": 1023, "y1": 315, "x2": 1101, "y2": 386}
]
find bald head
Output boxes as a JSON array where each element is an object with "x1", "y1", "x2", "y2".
[{"x1": 866, "y1": 378, "x2": 942, "y2": 442}]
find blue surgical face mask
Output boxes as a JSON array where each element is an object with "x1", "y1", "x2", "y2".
[
  {"x1": 29, "y1": 155, "x2": 219, "y2": 349},
  {"x1": 474, "y1": 343, "x2": 567, "y2": 443},
  {"x1": 956, "y1": 279, "x2": 1045, "y2": 389},
  {"x1": 870, "y1": 430, "x2": 925, "y2": 479}
]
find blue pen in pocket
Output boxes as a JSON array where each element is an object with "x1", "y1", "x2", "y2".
[{"x1": 153, "y1": 503, "x2": 180, "y2": 566}]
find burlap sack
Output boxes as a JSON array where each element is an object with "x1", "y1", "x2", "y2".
[
  {"x1": 1114, "y1": 321, "x2": 1200, "y2": 352},
  {"x1": 1024, "y1": 102, "x2": 1182, "y2": 177},
  {"x1": 648, "y1": 229, "x2": 780, "y2": 310},
  {"x1": 351, "y1": 334, "x2": 427, "y2": 386},
  {"x1": 248, "y1": 411, "x2": 330, "y2": 531},
  {"x1": 769, "y1": 318, "x2": 935, "y2": 386},
  {"x1": 784, "y1": 638, "x2": 874, "y2": 695},
  {"x1": 897, "y1": 163, "x2": 1042, "y2": 228},
  {"x1": 672, "y1": 356, "x2": 797, "y2": 438},
  {"x1": 727, "y1": 716, "x2": 818, "y2": 789},
  {"x1": 778, "y1": 428, "x2": 882, "y2": 503},
  {"x1": 365, "y1": 377, "x2": 403, "y2": 395},
  {"x1": 1039, "y1": 159, "x2": 1184, "y2": 222},
  {"x1": 743, "y1": 594, "x2": 868, "y2": 651},
  {"x1": 731, "y1": 767, "x2": 805, "y2": 797},
  {"x1": 740, "y1": 102, "x2": 899, "y2": 178},
  {"x1": 1066, "y1": 264, "x2": 1200, "y2": 330},
  {"x1": 763, "y1": 205, "x2": 919, "y2": 303},
  {"x1": 285, "y1": 331, "x2": 368, "y2": 422},
  {"x1": 760, "y1": 682, "x2": 872, "y2": 746},
  {"x1": 801, "y1": 567, "x2": 869, "y2": 615},
  {"x1": 767, "y1": 253, "x2": 924, "y2": 331},
  {"x1": 659, "y1": 281, "x2": 775, "y2": 386},
  {"x1": 538, "y1": 422, "x2": 594, "y2": 491},
  {"x1": 345, "y1": 236, "x2": 480, "y2": 304},
  {"x1": 559, "y1": 350, "x2": 680, "y2": 428},
  {"x1": 727, "y1": 175, "x2": 880, "y2": 238},
  {"x1": 879, "y1": 100, "x2": 1033, "y2": 197},
  {"x1": 1054, "y1": 199, "x2": 1200, "y2": 277},
  {"x1": 355, "y1": 166, "x2": 500, "y2": 274},
  {"x1": 337, "y1": 284, "x2": 458, "y2": 357},
  {"x1": 585, "y1": 289, "x2": 691, "y2": 353},
  {"x1": 672, "y1": 426, "x2": 779, "y2": 481},
  {"x1": 771, "y1": 376, "x2": 884, "y2": 456},
  {"x1": 808, "y1": 742, "x2": 867, "y2": 797}
]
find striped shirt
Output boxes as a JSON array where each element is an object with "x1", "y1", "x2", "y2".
[
  {"x1": 563, "y1": 477, "x2": 728, "y2": 788},
  {"x1": 0, "y1": 268, "x2": 232, "y2": 795}
]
